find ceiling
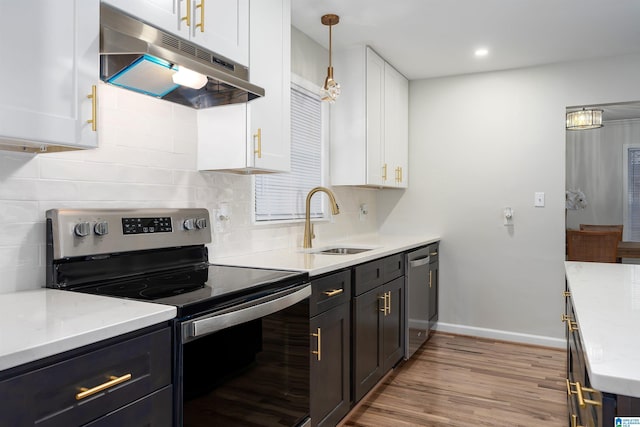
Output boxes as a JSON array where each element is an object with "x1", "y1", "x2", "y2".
[{"x1": 291, "y1": 0, "x2": 640, "y2": 81}]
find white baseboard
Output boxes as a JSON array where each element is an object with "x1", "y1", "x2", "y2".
[{"x1": 434, "y1": 322, "x2": 565, "y2": 349}]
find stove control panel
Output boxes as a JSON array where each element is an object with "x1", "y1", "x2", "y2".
[
  {"x1": 123, "y1": 217, "x2": 172, "y2": 235},
  {"x1": 47, "y1": 208, "x2": 212, "y2": 260}
]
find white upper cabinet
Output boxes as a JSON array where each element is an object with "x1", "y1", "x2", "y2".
[
  {"x1": 197, "y1": 0, "x2": 291, "y2": 173},
  {"x1": 330, "y1": 46, "x2": 408, "y2": 188},
  {"x1": 0, "y1": 0, "x2": 99, "y2": 153},
  {"x1": 103, "y1": 0, "x2": 249, "y2": 66}
]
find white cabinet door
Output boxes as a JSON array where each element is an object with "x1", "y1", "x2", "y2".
[
  {"x1": 191, "y1": 0, "x2": 249, "y2": 66},
  {"x1": 330, "y1": 46, "x2": 408, "y2": 188},
  {"x1": 384, "y1": 62, "x2": 409, "y2": 188},
  {"x1": 0, "y1": 0, "x2": 99, "y2": 151},
  {"x1": 102, "y1": 0, "x2": 189, "y2": 39},
  {"x1": 249, "y1": 0, "x2": 290, "y2": 172},
  {"x1": 197, "y1": 0, "x2": 290, "y2": 173},
  {"x1": 104, "y1": 0, "x2": 248, "y2": 66},
  {"x1": 366, "y1": 48, "x2": 385, "y2": 187}
]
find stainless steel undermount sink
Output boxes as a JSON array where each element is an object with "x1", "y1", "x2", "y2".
[
  {"x1": 304, "y1": 246, "x2": 376, "y2": 255},
  {"x1": 318, "y1": 247, "x2": 373, "y2": 255}
]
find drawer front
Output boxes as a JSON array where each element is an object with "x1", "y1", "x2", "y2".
[
  {"x1": 0, "y1": 327, "x2": 171, "y2": 427},
  {"x1": 382, "y1": 253, "x2": 404, "y2": 283},
  {"x1": 354, "y1": 259, "x2": 384, "y2": 296},
  {"x1": 310, "y1": 269, "x2": 351, "y2": 317},
  {"x1": 84, "y1": 385, "x2": 173, "y2": 427}
]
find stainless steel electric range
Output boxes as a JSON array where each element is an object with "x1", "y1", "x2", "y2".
[{"x1": 45, "y1": 208, "x2": 311, "y2": 427}]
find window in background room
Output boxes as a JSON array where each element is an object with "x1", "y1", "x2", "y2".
[
  {"x1": 623, "y1": 144, "x2": 640, "y2": 240},
  {"x1": 254, "y1": 76, "x2": 329, "y2": 222}
]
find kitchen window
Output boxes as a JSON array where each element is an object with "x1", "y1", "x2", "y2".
[{"x1": 254, "y1": 76, "x2": 329, "y2": 222}]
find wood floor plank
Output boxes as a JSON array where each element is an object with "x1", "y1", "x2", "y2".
[{"x1": 340, "y1": 333, "x2": 567, "y2": 427}]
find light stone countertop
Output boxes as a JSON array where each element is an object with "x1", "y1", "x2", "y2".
[
  {"x1": 210, "y1": 234, "x2": 440, "y2": 276},
  {"x1": 565, "y1": 261, "x2": 640, "y2": 397},
  {"x1": 0, "y1": 289, "x2": 176, "y2": 372}
]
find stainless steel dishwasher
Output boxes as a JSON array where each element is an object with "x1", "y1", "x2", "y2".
[{"x1": 405, "y1": 246, "x2": 431, "y2": 359}]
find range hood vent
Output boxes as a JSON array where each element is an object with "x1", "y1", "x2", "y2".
[{"x1": 100, "y1": 4, "x2": 264, "y2": 109}]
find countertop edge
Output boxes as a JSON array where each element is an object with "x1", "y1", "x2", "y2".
[
  {"x1": 564, "y1": 261, "x2": 640, "y2": 398},
  {"x1": 0, "y1": 290, "x2": 176, "y2": 372},
  {"x1": 211, "y1": 235, "x2": 441, "y2": 277}
]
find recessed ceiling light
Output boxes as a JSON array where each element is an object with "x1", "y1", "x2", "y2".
[{"x1": 475, "y1": 48, "x2": 489, "y2": 57}]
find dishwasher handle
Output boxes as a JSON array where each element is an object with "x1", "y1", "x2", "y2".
[
  {"x1": 183, "y1": 283, "x2": 311, "y2": 343},
  {"x1": 408, "y1": 255, "x2": 430, "y2": 268}
]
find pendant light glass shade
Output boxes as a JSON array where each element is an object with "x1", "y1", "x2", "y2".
[
  {"x1": 566, "y1": 109, "x2": 603, "y2": 130},
  {"x1": 320, "y1": 14, "x2": 340, "y2": 103}
]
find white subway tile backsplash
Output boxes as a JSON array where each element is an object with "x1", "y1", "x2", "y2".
[{"x1": 0, "y1": 84, "x2": 378, "y2": 294}]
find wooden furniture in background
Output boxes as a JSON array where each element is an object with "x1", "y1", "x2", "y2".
[
  {"x1": 580, "y1": 224, "x2": 623, "y2": 241},
  {"x1": 617, "y1": 241, "x2": 640, "y2": 258},
  {"x1": 567, "y1": 230, "x2": 621, "y2": 262}
]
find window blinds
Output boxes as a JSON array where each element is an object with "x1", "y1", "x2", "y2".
[
  {"x1": 628, "y1": 148, "x2": 640, "y2": 240},
  {"x1": 255, "y1": 85, "x2": 324, "y2": 221}
]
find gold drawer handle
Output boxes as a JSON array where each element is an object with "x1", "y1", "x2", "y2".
[
  {"x1": 311, "y1": 327, "x2": 321, "y2": 361},
  {"x1": 195, "y1": 0, "x2": 205, "y2": 32},
  {"x1": 181, "y1": 0, "x2": 191, "y2": 26},
  {"x1": 76, "y1": 373, "x2": 132, "y2": 400},
  {"x1": 254, "y1": 128, "x2": 262, "y2": 158},
  {"x1": 429, "y1": 270, "x2": 432, "y2": 288},
  {"x1": 568, "y1": 321, "x2": 579, "y2": 332},
  {"x1": 566, "y1": 379, "x2": 602, "y2": 408},
  {"x1": 323, "y1": 288, "x2": 344, "y2": 297},
  {"x1": 561, "y1": 313, "x2": 571, "y2": 323},
  {"x1": 382, "y1": 163, "x2": 387, "y2": 181},
  {"x1": 87, "y1": 85, "x2": 97, "y2": 132},
  {"x1": 570, "y1": 414, "x2": 584, "y2": 427},
  {"x1": 429, "y1": 252, "x2": 438, "y2": 256},
  {"x1": 563, "y1": 291, "x2": 571, "y2": 297}
]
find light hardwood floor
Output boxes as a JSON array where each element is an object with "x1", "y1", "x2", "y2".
[{"x1": 341, "y1": 332, "x2": 567, "y2": 427}]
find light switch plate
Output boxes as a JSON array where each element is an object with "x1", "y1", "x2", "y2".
[{"x1": 534, "y1": 192, "x2": 545, "y2": 207}]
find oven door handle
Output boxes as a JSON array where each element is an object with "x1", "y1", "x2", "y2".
[{"x1": 184, "y1": 283, "x2": 311, "y2": 342}]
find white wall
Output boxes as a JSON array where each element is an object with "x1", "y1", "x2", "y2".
[
  {"x1": 566, "y1": 119, "x2": 640, "y2": 231},
  {"x1": 378, "y1": 53, "x2": 640, "y2": 347},
  {"x1": 0, "y1": 29, "x2": 378, "y2": 294}
]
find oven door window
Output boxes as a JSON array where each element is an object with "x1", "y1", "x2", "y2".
[{"x1": 182, "y1": 300, "x2": 310, "y2": 426}]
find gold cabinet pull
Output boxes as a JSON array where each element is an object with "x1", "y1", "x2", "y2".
[
  {"x1": 378, "y1": 294, "x2": 387, "y2": 314},
  {"x1": 195, "y1": 0, "x2": 205, "y2": 32},
  {"x1": 76, "y1": 373, "x2": 132, "y2": 400},
  {"x1": 311, "y1": 327, "x2": 321, "y2": 361},
  {"x1": 387, "y1": 291, "x2": 391, "y2": 315},
  {"x1": 400, "y1": 167, "x2": 403, "y2": 183},
  {"x1": 570, "y1": 414, "x2": 584, "y2": 427},
  {"x1": 254, "y1": 128, "x2": 262, "y2": 158},
  {"x1": 181, "y1": 0, "x2": 191, "y2": 26},
  {"x1": 563, "y1": 291, "x2": 571, "y2": 297},
  {"x1": 429, "y1": 252, "x2": 438, "y2": 256},
  {"x1": 566, "y1": 379, "x2": 602, "y2": 408},
  {"x1": 87, "y1": 85, "x2": 97, "y2": 132},
  {"x1": 561, "y1": 313, "x2": 571, "y2": 323},
  {"x1": 429, "y1": 270, "x2": 432, "y2": 288},
  {"x1": 382, "y1": 163, "x2": 387, "y2": 181},
  {"x1": 323, "y1": 288, "x2": 344, "y2": 297},
  {"x1": 395, "y1": 166, "x2": 403, "y2": 183}
]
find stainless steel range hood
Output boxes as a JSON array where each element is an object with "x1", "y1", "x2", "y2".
[{"x1": 100, "y1": 4, "x2": 264, "y2": 109}]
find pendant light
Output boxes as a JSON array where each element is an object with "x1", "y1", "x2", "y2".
[
  {"x1": 566, "y1": 108, "x2": 603, "y2": 130},
  {"x1": 320, "y1": 14, "x2": 340, "y2": 103}
]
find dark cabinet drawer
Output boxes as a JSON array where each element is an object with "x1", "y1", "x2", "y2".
[
  {"x1": 84, "y1": 385, "x2": 173, "y2": 427},
  {"x1": 354, "y1": 254, "x2": 404, "y2": 296},
  {"x1": 0, "y1": 327, "x2": 171, "y2": 427},
  {"x1": 310, "y1": 269, "x2": 351, "y2": 317}
]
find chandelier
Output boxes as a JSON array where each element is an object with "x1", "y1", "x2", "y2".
[
  {"x1": 320, "y1": 14, "x2": 340, "y2": 103},
  {"x1": 566, "y1": 108, "x2": 603, "y2": 130}
]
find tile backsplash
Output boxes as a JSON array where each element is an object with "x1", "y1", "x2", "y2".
[{"x1": 0, "y1": 84, "x2": 377, "y2": 294}]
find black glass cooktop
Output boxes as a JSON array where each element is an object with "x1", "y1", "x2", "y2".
[{"x1": 77, "y1": 264, "x2": 309, "y2": 318}]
